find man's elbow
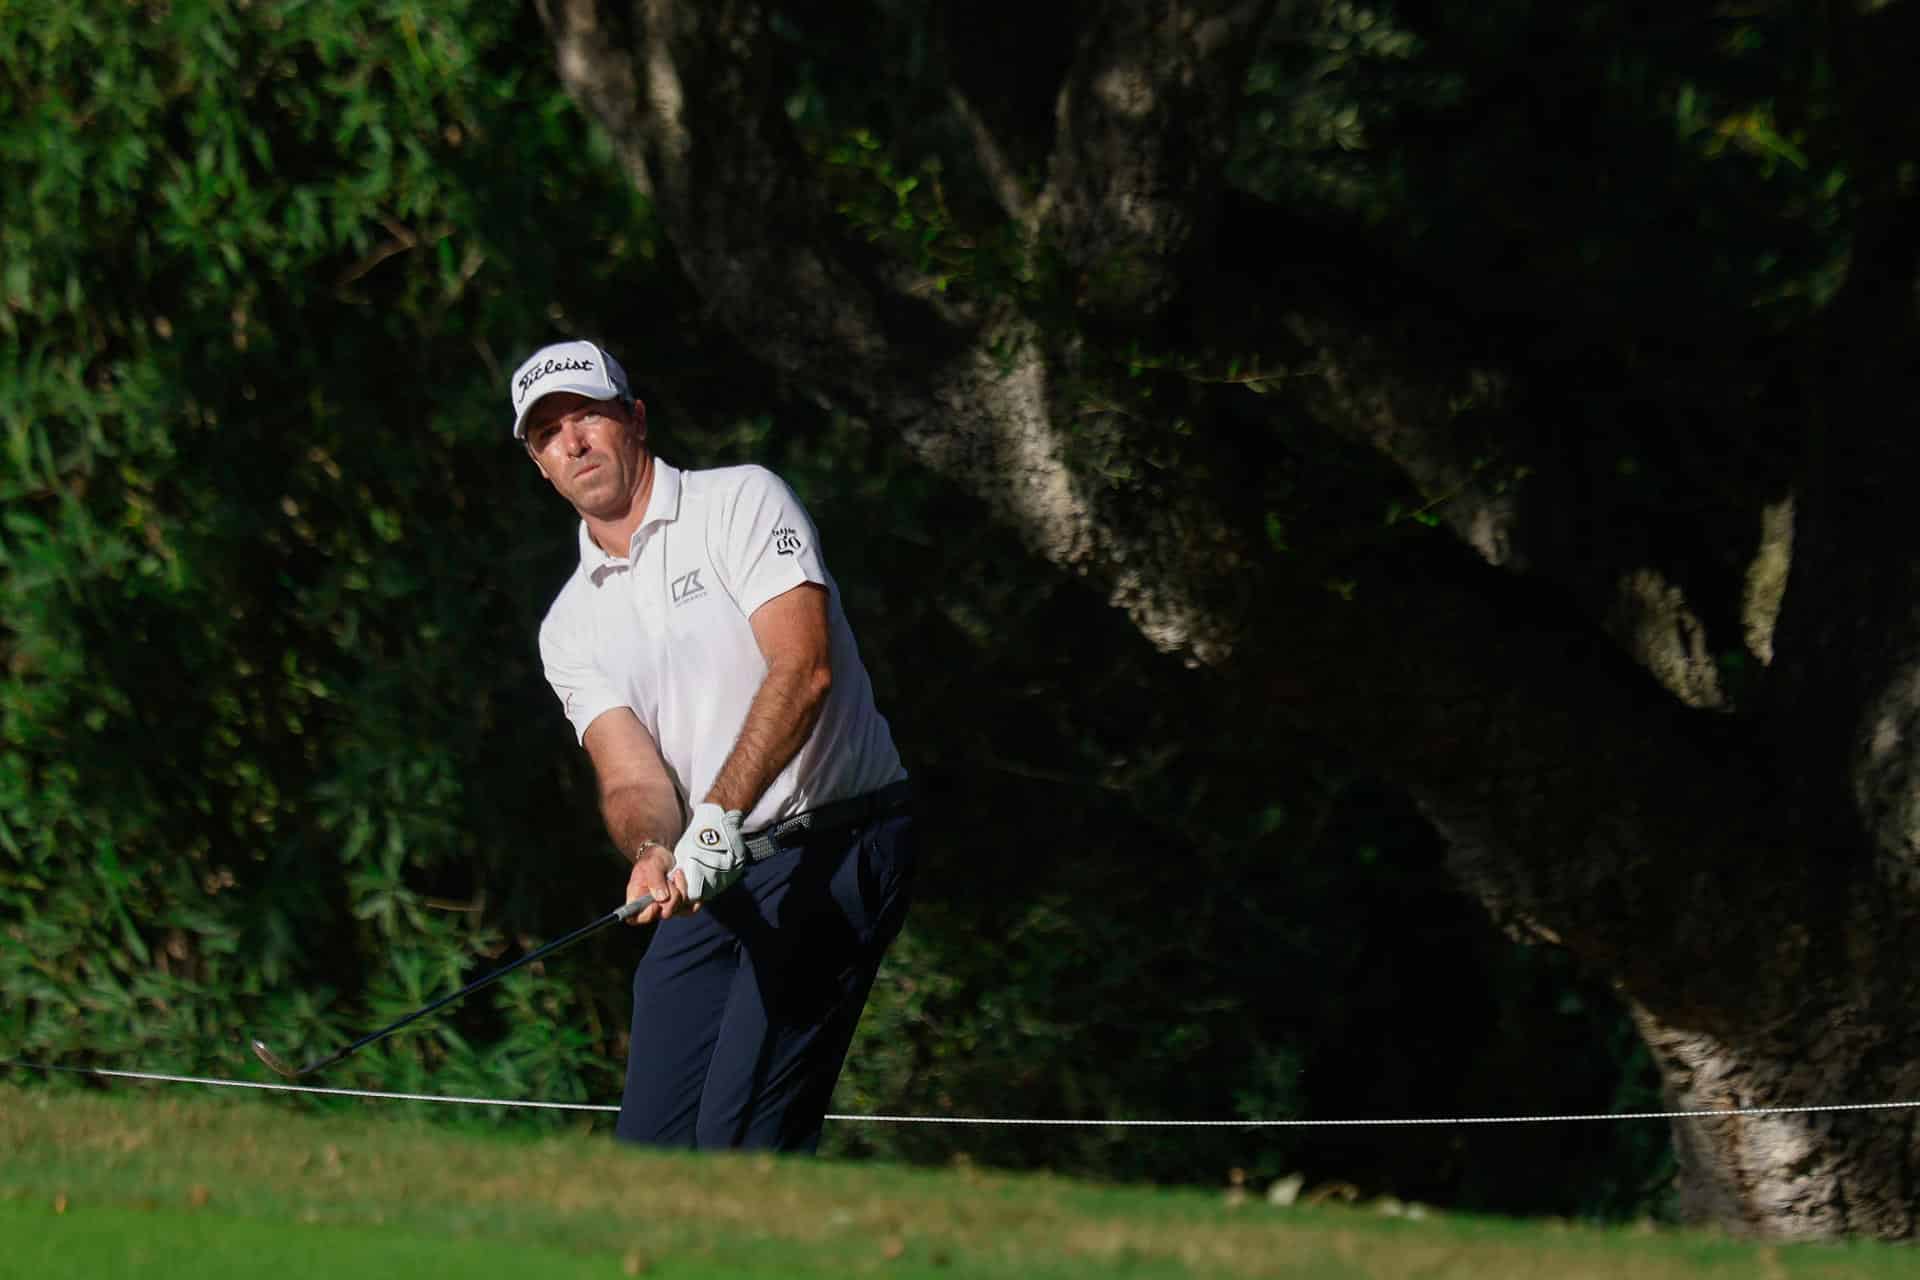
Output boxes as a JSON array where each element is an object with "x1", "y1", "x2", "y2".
[
  {"x1": 803, "y1": 654, "x2": 833, "y2": 710},
  {"x1": 780, "y1": 648, "x2": 832, "y2": 718}
]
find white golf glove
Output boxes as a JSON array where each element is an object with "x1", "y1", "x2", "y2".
[{"x1": 672, "y1": 802, "x2": 749, "y2": 903}]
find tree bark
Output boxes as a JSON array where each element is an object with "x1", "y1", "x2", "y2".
[{"x1": 538, "y1": 0, "x2": 1920, "y2": 1237}]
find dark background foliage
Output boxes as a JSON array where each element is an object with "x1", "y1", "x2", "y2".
[{"x1": 4, "y1": 0, "x2": 1803, "y2": 1221}]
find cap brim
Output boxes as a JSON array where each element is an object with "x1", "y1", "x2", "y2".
[{"x1": 513, "y1": 380, "x2": 621, "y2": 439}]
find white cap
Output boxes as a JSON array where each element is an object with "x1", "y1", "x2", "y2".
[{"x1": 508, "y1": 340, "x2": 631, "y2": 440}]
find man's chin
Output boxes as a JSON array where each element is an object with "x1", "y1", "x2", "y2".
[
  {"x1": 566, "y1": 474, "x2": 612, "y2": 504},
  {"x1": 571, "y1": 488, "x2": 635, "y2": 523}
]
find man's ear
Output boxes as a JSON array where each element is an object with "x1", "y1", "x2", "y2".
[
  {"x1": 525, "y1": 441, "x2": 553, "y2": 482},
  {"x1": 631, "y1": 398, "x2": 648, "y2": 444}
]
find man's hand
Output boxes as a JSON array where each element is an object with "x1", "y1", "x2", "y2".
[
  {"x1": 672, "y1": 802, "x2": 749, "y2": 903},
  {"x1": 624, "y1": 842, "x2": 694, "y2": 925}
]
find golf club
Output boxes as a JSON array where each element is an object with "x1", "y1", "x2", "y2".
[{"x1": 251, "y1": 894, "x2": 656, "y2": 1079}]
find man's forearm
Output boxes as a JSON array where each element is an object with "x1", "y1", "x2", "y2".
[
  {"x1": 705, "y1": 659, "x2": 830, "y2": 815},
  {"x1": 601, "y1": 781, "x2": 686, "y2": 862}
]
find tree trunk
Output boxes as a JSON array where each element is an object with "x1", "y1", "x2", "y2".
[
  {"x1": 1635, "y1": 1001, "x2": 1920, "y2": 1238},
  {"x1": 536, "y1": 0, "x2": 1920, "y2": 1237}
]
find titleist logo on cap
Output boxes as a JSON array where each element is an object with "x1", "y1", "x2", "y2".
[{"x1": 517, "y1": 356, "x2": 597, "y2": 402}]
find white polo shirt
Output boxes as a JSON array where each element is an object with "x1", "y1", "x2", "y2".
[{"x1": 538, "y1": 460, "x2": 905, "y2": 834}]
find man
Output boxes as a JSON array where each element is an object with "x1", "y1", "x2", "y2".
[{"x1": 511, "y1": 338, "x2": 914, "y2": 1151}]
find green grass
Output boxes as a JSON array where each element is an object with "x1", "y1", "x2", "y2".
[{"x1": 0, "y1": 1083, "x2": 1911, "y2": 1278}]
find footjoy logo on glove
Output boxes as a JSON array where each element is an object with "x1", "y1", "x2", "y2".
[{"x1": 698, "y1": 827, "x2": 724, "y2": 850}]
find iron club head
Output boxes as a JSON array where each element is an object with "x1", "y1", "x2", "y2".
[{"x1": 250, "y1": 1037, "x2": 302, "y2": 1079}]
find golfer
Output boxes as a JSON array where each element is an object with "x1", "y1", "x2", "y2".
[{"x1": 511, "y1": 339, "x2": 915, "y2": 1151}]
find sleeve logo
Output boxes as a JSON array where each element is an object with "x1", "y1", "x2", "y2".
[{"x1": 772, "y1": 526, "x2": 802, "y2": 556}]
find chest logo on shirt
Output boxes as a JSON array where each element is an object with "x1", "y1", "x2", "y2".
[
  {"x1": 671, "y1": 569, "x2": 708, "y2": 605},
  {"x1": 773, "y1": 526, "x2": 803, "y2": 556}
]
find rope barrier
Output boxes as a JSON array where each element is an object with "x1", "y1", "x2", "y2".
[
  {"x1": 8, "y1": 1060, "x2": 1920, "y2": 1127},
  {"x1": 7, "y1": 1064, "x2": 616, "y2": 1112}
]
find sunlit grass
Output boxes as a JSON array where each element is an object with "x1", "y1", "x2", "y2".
[{"x1": 0, "y1": 1083, "x2": 1909, "y2": 1278}]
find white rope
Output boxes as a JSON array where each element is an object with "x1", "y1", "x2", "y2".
[
  {"x1": 840, "y1": 1101, "x2": 1920, "y2": 1127},
  {"x1": 11, "y1": 1066, "x2": 619, "y2": 1112},
  {"x1": 11, "y1": 1063, "x2": 1920, "y2": 1126}
]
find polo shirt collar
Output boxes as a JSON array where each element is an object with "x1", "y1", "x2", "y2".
[
  {"x1": 578, "y1": 459, "x2": 683, "y2": 584},
  {"x1": 638, "y1": 459, "x2": 683, "y2": 532}
]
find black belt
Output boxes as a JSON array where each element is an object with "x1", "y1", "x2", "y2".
[{"x1": 743, "y1": 777, "x2": 913, "y2": 861}]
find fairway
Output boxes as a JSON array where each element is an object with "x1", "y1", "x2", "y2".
[{"x1": 0, "y1": 1083, "x2": 1910, "y2": 1278}]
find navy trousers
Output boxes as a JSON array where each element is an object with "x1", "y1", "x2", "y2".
[{"x1": 614, "y1": 809, "x2": 915, "y2": 1151}]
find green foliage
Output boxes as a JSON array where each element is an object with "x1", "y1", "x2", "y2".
[
  {"x1": 0, "y1": 0, "x2": 659, "y2": 1098},
  {"x1": 2, "y1": 0, "x2": 1675, "y2": 1227},
  {"x1": 810, "y1": 125, "x2": 1039, "y2": 307},
  {"x1": 1232, "y1": 1, "x2": 1450, "y2": 218},
  {"x1": 1232, "y1": 0, "x2": 1847, "y2": 331}
]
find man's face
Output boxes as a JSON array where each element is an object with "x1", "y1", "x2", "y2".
[{"x1": 523, "y1": 392, "x2": 649, "y2": 521}]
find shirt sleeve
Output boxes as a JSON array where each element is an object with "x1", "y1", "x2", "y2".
[
  {"x1": 714, "y1": 466, "x2": 829, "y2": 617},
  {"x1": 538, "y1": 605, "x2": 626, "y2": 745}
]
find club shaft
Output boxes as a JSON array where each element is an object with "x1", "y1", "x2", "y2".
[{"x1": 298, "y1": 895, "x2": 653, "y2": 1076}]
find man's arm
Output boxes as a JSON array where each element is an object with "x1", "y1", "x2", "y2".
[
  {"x1": 582, "y1": 708, "x2": 689, "y2": 923},
  {"x1": 658, "y1": 578, "x2": 833, "y2": 906},
  {"x1": 704, "y1": 582, "x2": 833, "y2": 815}
]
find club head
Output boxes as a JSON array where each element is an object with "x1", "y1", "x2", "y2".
[{"x1": 250, "y1": 1037, "x2": 301, "y2": 1079}]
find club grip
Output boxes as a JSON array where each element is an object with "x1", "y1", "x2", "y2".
[{"x1": 614, "y1": 893, "x2": 657, "y2": 922}]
